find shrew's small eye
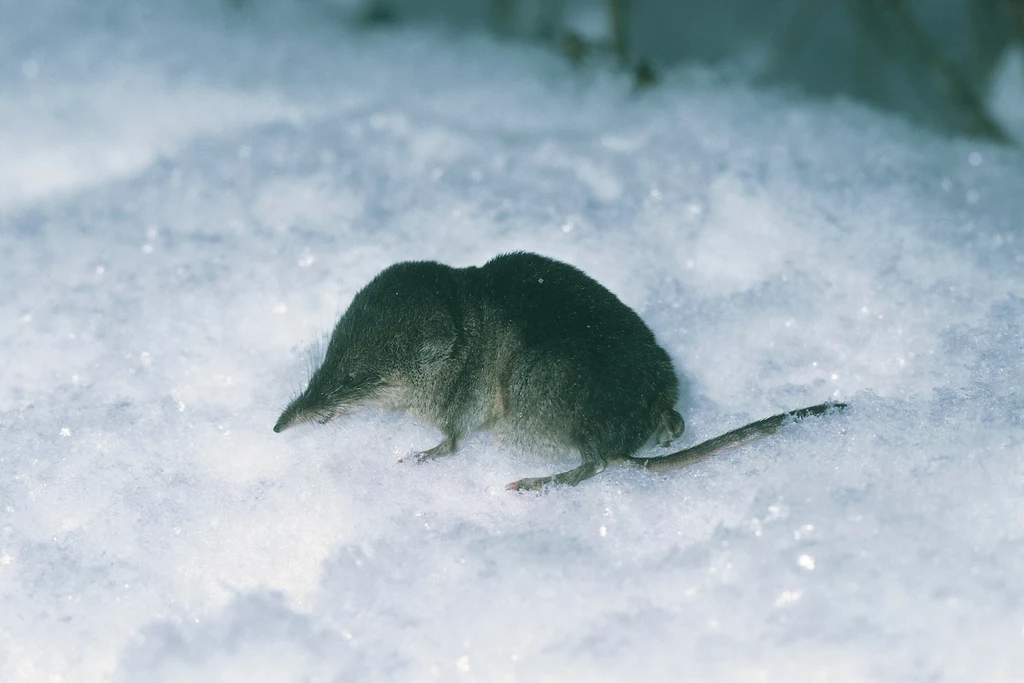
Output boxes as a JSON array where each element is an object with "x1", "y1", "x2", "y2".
[{"x1": 344, "y1": 371, "x2": 357, "y2": 384}]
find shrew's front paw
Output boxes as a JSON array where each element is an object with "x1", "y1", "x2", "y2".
[
  {"x1": 399, "y1": 439, "x2": 456, "y2": 464},
  {"x1": 413, "y1": 448, "x2": 447, "y2": 463}
]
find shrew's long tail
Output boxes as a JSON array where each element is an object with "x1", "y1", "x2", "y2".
[{"x1": 625, "y1": 401, "x2": 847, "y2": 473}]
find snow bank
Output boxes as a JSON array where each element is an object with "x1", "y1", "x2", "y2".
[{"x1": 1, "y1": 2, "x2": 1022, "y2": 681}]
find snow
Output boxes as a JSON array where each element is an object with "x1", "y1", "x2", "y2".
[{"x1": 2, "y1": 2, "x2": 1023, "y2": 681}]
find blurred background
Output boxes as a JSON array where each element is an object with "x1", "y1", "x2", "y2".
[{"x1": 222, "y1": 0, "x2": 1024, "y2": 143}]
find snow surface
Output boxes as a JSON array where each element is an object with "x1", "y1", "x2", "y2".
[{"x1": 2, "y1": 2, "x2": 1024, "y2": 681}]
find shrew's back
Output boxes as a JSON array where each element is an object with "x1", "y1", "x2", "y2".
[{"x1": 474, "y1": 252, "x2": 679, "y2": 456}]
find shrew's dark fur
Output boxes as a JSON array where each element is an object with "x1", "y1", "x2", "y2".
[{"x1": 274, "y1": 252, "x2": 845, "y2": 491}]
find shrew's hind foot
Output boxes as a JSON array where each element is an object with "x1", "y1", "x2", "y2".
[
  {"x1": 506, "y1": 475, "x2": 551, "y2": 492},
  {"x1": 506, "y1": 461, "x2": 606, "y2": 492},
  {"x1": 654, "y1": 409, "x2": 685, "y2": 447},
  {"x1": 400, "y1": 436, "x2": 458, "y2": 464}
]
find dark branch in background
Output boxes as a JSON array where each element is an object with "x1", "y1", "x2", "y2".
[
  {"x1": 871, "y1": 0, "x2": 1012, "y2": 143},
  {"x1": 607, "y1": 0, "x2": 630, "y2": 64},
  {"x1": 562, "y1": 0, "x2": 653, "y2": 91},
  {"x1": 765, "y1": 0, "x2": 1016, "y2": 145}
]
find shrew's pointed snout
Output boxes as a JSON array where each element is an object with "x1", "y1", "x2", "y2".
[
  {"x1": 273, "y1": 400, "x2": 302, "y2": 433},
  {"x1": 272, "y1": 382, "x2": 334, "y2": 433},
  {"x1": 272, "y1": 411, "x2": 292, "y2": 432},
  {"x1": 273, "y1": 365, "x2": 358, "y2": 433}
]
